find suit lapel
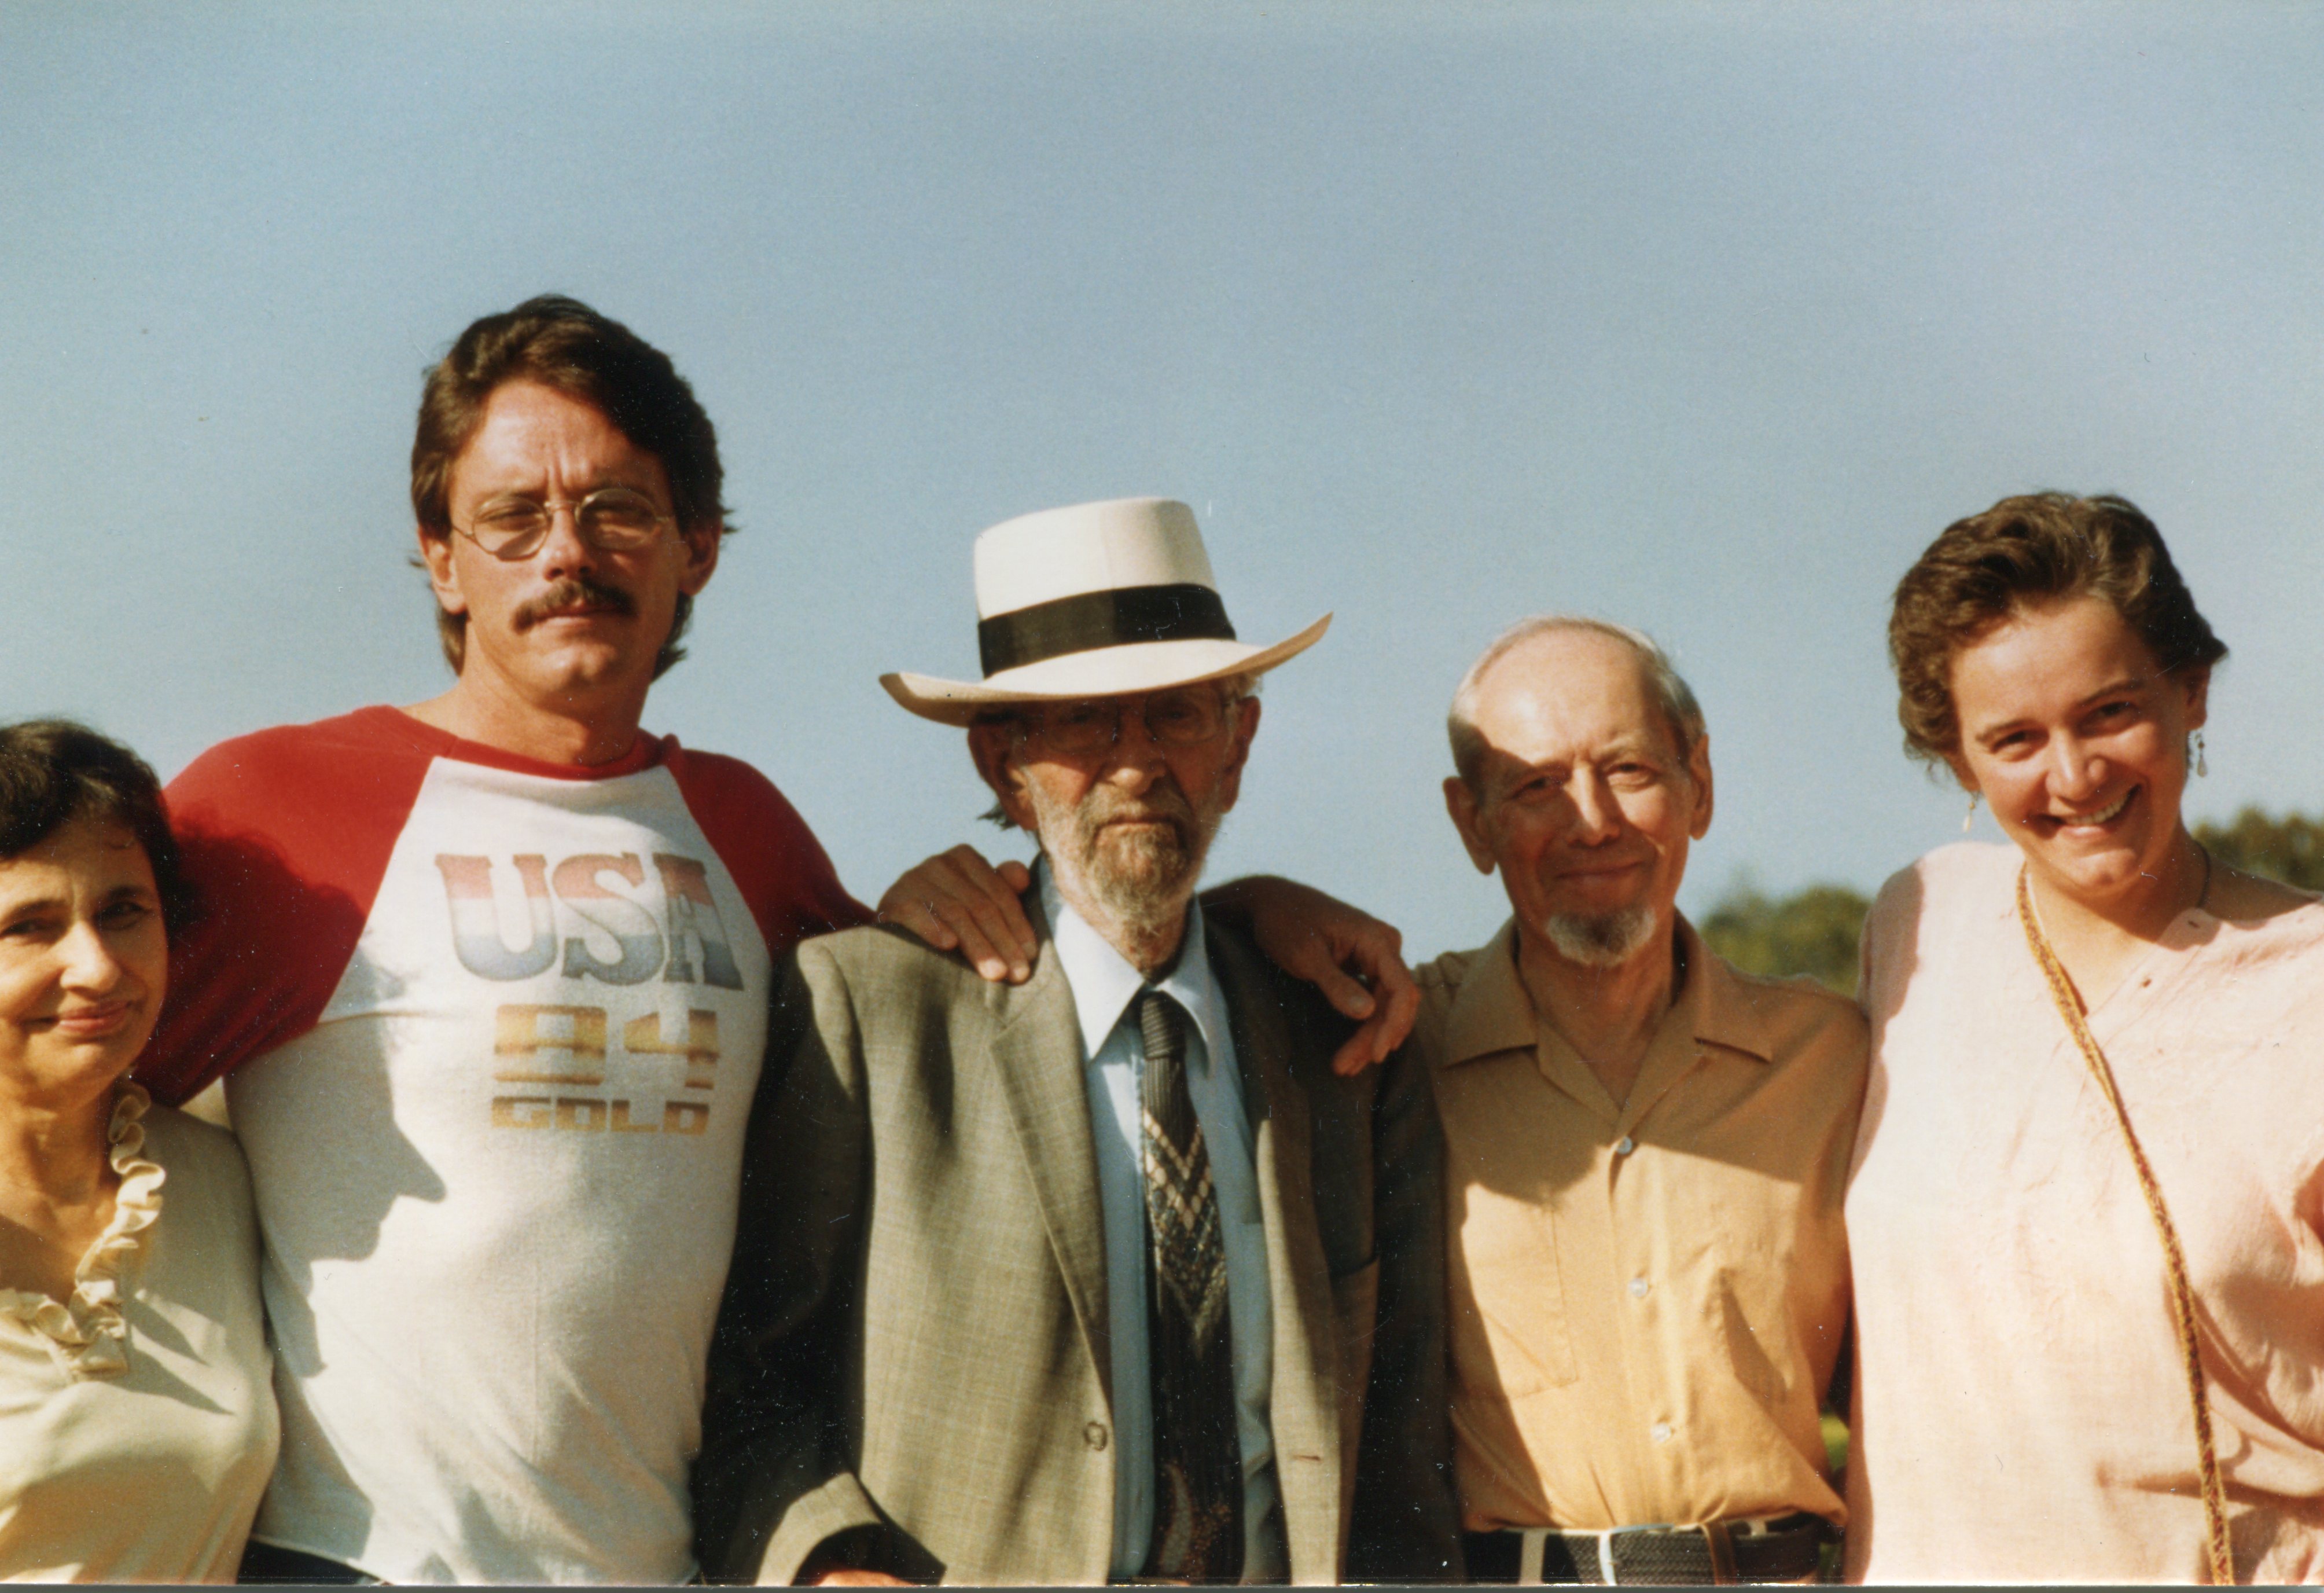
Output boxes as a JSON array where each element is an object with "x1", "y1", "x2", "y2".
[
  {"x1": 1208, "y1": 917, "x2": 1344, "y2": 1584},
  {"x1": 989, "y1": 908, "x2": 1115, "y2": 1404}
]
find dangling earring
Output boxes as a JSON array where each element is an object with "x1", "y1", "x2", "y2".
[
  {"x1": 2193, "y1": 730, "x2": 2208, "y2": 779},
  {"x1": 1963, "y1": 790, "x2": 1980, "y2": 833}
]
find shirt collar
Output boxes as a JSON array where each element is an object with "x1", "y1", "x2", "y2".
[
  {"x1": 1442, "y1": 919, "x2": 1541, "y2": 1067},
  {"x1": 1036, "y1": 856, "x2": 1226, "y2": 1067},
  {"x1": 1676, "y1": 915, "x2": 1785, "y2": 1065},
  {"x1": 1441, "y1": 913, "x2": 1781, "y2": 1068}
]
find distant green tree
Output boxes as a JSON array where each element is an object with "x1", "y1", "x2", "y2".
[
  {"x1": 1698, "y1": 883, "x2": 1871, "y2": 997},
  {"x1": 1696, "y1": 806, "x2": 2323, "y2": 1001},
  {"x1": 2195, "y1": 806, "x2": 2324, "y2": 892}
]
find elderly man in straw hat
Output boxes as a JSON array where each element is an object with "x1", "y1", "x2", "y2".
[
  {"x1": 886, "y1": 615, "x2": 1867, "y2": 1585},
  {"x1": 693, "y1": 498, "x2": 1458, "y2": 1585}
]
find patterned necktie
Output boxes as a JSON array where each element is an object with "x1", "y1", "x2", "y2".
[{"x1": 1136, "y1": 986, "x2": 1243, "y2": 1583}]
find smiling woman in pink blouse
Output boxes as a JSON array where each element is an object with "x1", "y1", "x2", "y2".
[
  {"x1": 0, "y1": 722, "x2": 276, "y2": 1582},
  {"x1": 1844, "y1": 494, "x2": 2324, "y2": 1584}
]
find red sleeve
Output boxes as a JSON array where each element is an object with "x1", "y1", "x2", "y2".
[
  {"x1": 137, "y1": 710, "x2": 434, "y2": 1104},
  {"x1": 663, "y1": 744, "x2": 870, "y2": 957}
]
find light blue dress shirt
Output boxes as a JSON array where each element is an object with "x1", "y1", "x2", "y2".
[{"x1": 1038, "y1": 860, "x2": 1285, "y2": 1581}]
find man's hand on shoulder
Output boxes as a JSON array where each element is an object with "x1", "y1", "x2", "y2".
[
  {"x1": 1203, "y1": 875, "x2": 1420, "y2": 1077},
  {"x1": 876, "y1": 845, "x2": 1037, "y2": 983},
  {"x1": 878, "y1": 848, "x2": 1420, "y2": 1075}
]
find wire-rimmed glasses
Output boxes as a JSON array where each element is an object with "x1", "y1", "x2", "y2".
[
  {"x1": 1005, "y1": 687, "x2": 1235, "y2": 757},
  {"x1": 451, "y1": 487, "x2": 675, "y2": 560}
]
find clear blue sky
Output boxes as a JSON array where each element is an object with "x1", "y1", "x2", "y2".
[{"x1": 5, "y1": 2, "x2": 2319, "y2": 958}]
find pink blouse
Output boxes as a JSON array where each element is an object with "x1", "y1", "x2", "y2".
[{"x1": 1845, "y1": 843, "x2": 2324, "y2": 1583}]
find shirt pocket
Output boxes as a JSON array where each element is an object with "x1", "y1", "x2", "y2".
[{"x1": 1450, "y1": 1182, "x2": 1579, "y2": 1396}]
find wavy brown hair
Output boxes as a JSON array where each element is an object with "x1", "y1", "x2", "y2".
[
  {"x1": 1888, "y1": 492, "x2": 2227, "y2": 769},
  {"x1": 411, "y1": 295, "x2": 729, "y2": 680}
]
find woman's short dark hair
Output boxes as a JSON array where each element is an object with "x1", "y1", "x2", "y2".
[
  {"x1": 1888, "y1": 491, "x2": 2229, "y2": 768},
  {"x1": 0, "y1": 720, "x2": 185, "y2": 927},
  {"x1": 410, "y1": 293, "x2": 731, "y2": 681}
]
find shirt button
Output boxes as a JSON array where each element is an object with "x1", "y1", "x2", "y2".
[
  {"x1": 1650, "y1": 1421, "x2": 1674, "y2": 1445},
  {"x1": 1628, "y1": 1276, "x2": 1650, "y2": 1299},
  {"x1": 1084, "y1": 1422, "x2": 1109, "y2": 1451},
  {"x1": 1616, "y1": 1136, "x2": 1635, "y2": 1155}
]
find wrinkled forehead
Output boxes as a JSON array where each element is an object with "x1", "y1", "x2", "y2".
[
  {"x1": 1001, "y1": 681, "x2": 1228, "y2": 721},
  {"x1": 1477, "y1": 630, "x2": 1684, "y2": 758}
]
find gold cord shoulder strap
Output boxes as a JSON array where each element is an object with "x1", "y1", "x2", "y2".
[{"x1": 2016, "y1": 866, "x2": 2235, "y2": 1584}]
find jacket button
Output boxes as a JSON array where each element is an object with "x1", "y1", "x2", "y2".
[{"x1": 1085, "y1": 1421, "x2": 1109, "y2": 1451}]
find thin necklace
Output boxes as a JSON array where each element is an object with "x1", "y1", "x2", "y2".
[{"x1": 2017, "y1": 866, "x2": 2235, "y2": 1583}]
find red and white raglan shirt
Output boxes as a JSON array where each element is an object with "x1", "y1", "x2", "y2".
[{"x1": 137, "y1": 707, "x2": 867, "y2": 1584}]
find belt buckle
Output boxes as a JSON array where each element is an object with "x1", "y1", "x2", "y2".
[
  {"x1": 1591, "y1": 1521, "x2": 1746, "y2": 1587},
  {"x1": 1515, "y1": 1517, "x2": 1776, "y2": 1587},
  {"x1": 1514, "y1": 1526, "x2": 1554, "y2": 1586},
  {"x1": 1599, "y1": 1522, "x2": 1678, "y2": 1586},
  {"x1": 1698, "y1": 1519, "x2": 1739, "y2": 1585}
]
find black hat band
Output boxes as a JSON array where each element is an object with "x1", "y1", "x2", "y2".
[{"x1": 977, "y1": 583, "x2": 1237, "y2": 678}]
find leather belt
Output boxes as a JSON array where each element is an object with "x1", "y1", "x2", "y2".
[{"x1": 1469, "y1": 1513, "x2": 1828, "y2": 1585}]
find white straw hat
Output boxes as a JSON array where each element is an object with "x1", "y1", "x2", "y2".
[{"x1": 881, "y1": 497, "x2": 1330, "y2": 726}]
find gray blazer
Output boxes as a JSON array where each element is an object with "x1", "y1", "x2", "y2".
[{"x1": 694, "y1": 902, "x2": 1457, "y2": 1584}]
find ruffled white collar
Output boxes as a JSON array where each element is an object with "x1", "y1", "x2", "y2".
[{"x1": 0, "y1": 1084, "x2": 167, "y2": 1378}]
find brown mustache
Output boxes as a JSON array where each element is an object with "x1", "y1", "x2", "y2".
[{"x1": 514, "y1": 577, "x2": 637, "y2": 631}]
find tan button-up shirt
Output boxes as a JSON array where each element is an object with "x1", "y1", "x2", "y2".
[{"x1": 1417, "y1": 917, "x2": 1866, "y2": 1532}]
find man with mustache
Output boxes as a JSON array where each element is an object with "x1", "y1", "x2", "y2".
[
  {"x1": 887, "y1": 615, "x2": 1869, "y2": 1583},
  {"x1": 693, "y1": 498, "x2": 1457, "y2": 1585},
  {"x1": 132, "y1": 296, "x2": 867, "y2": 1584}
]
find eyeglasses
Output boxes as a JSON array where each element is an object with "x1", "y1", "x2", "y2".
[
  {"x1": 1007, "y1": 687, "x2": 1236, "y2": 757},
  {"x1": 450, "y1": 487, "x2": 675, "y2": 560}
]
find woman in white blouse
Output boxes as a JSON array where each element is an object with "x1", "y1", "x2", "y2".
[
  {"x1": 1845, "y1": 494, "x2": 2324, "y2": 1582},
  {"x1": 0, "y1": 721, "x2": 276, "y2": 1583}
]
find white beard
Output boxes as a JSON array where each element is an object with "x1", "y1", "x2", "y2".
[
  {"x1": 1540, "y1": 904, "x2": 1660, "y2": 968},
  {"x1": 1030, "y1": 777, "x2": 1227, "y2": 948}
]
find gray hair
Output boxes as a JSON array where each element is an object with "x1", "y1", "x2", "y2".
[{"x1": 1446, "y1": 615, "x2": 1705, "y2": 792}]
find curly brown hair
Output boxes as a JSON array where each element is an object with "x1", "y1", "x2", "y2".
[
  {"x1": 411, "y1": 295, "x2": 730, "y2": 681},
  {"x1": 1888, "y1": 492, "x2": 2227, "y2": 768}
]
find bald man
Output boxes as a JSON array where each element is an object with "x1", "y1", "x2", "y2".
[
  {"x1": 1420, "y1": 616, "x2": 1863, "y2": 1584},
  {"x1": 887, "y1": 614, "x2": 1867, "y2": 1585}
]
